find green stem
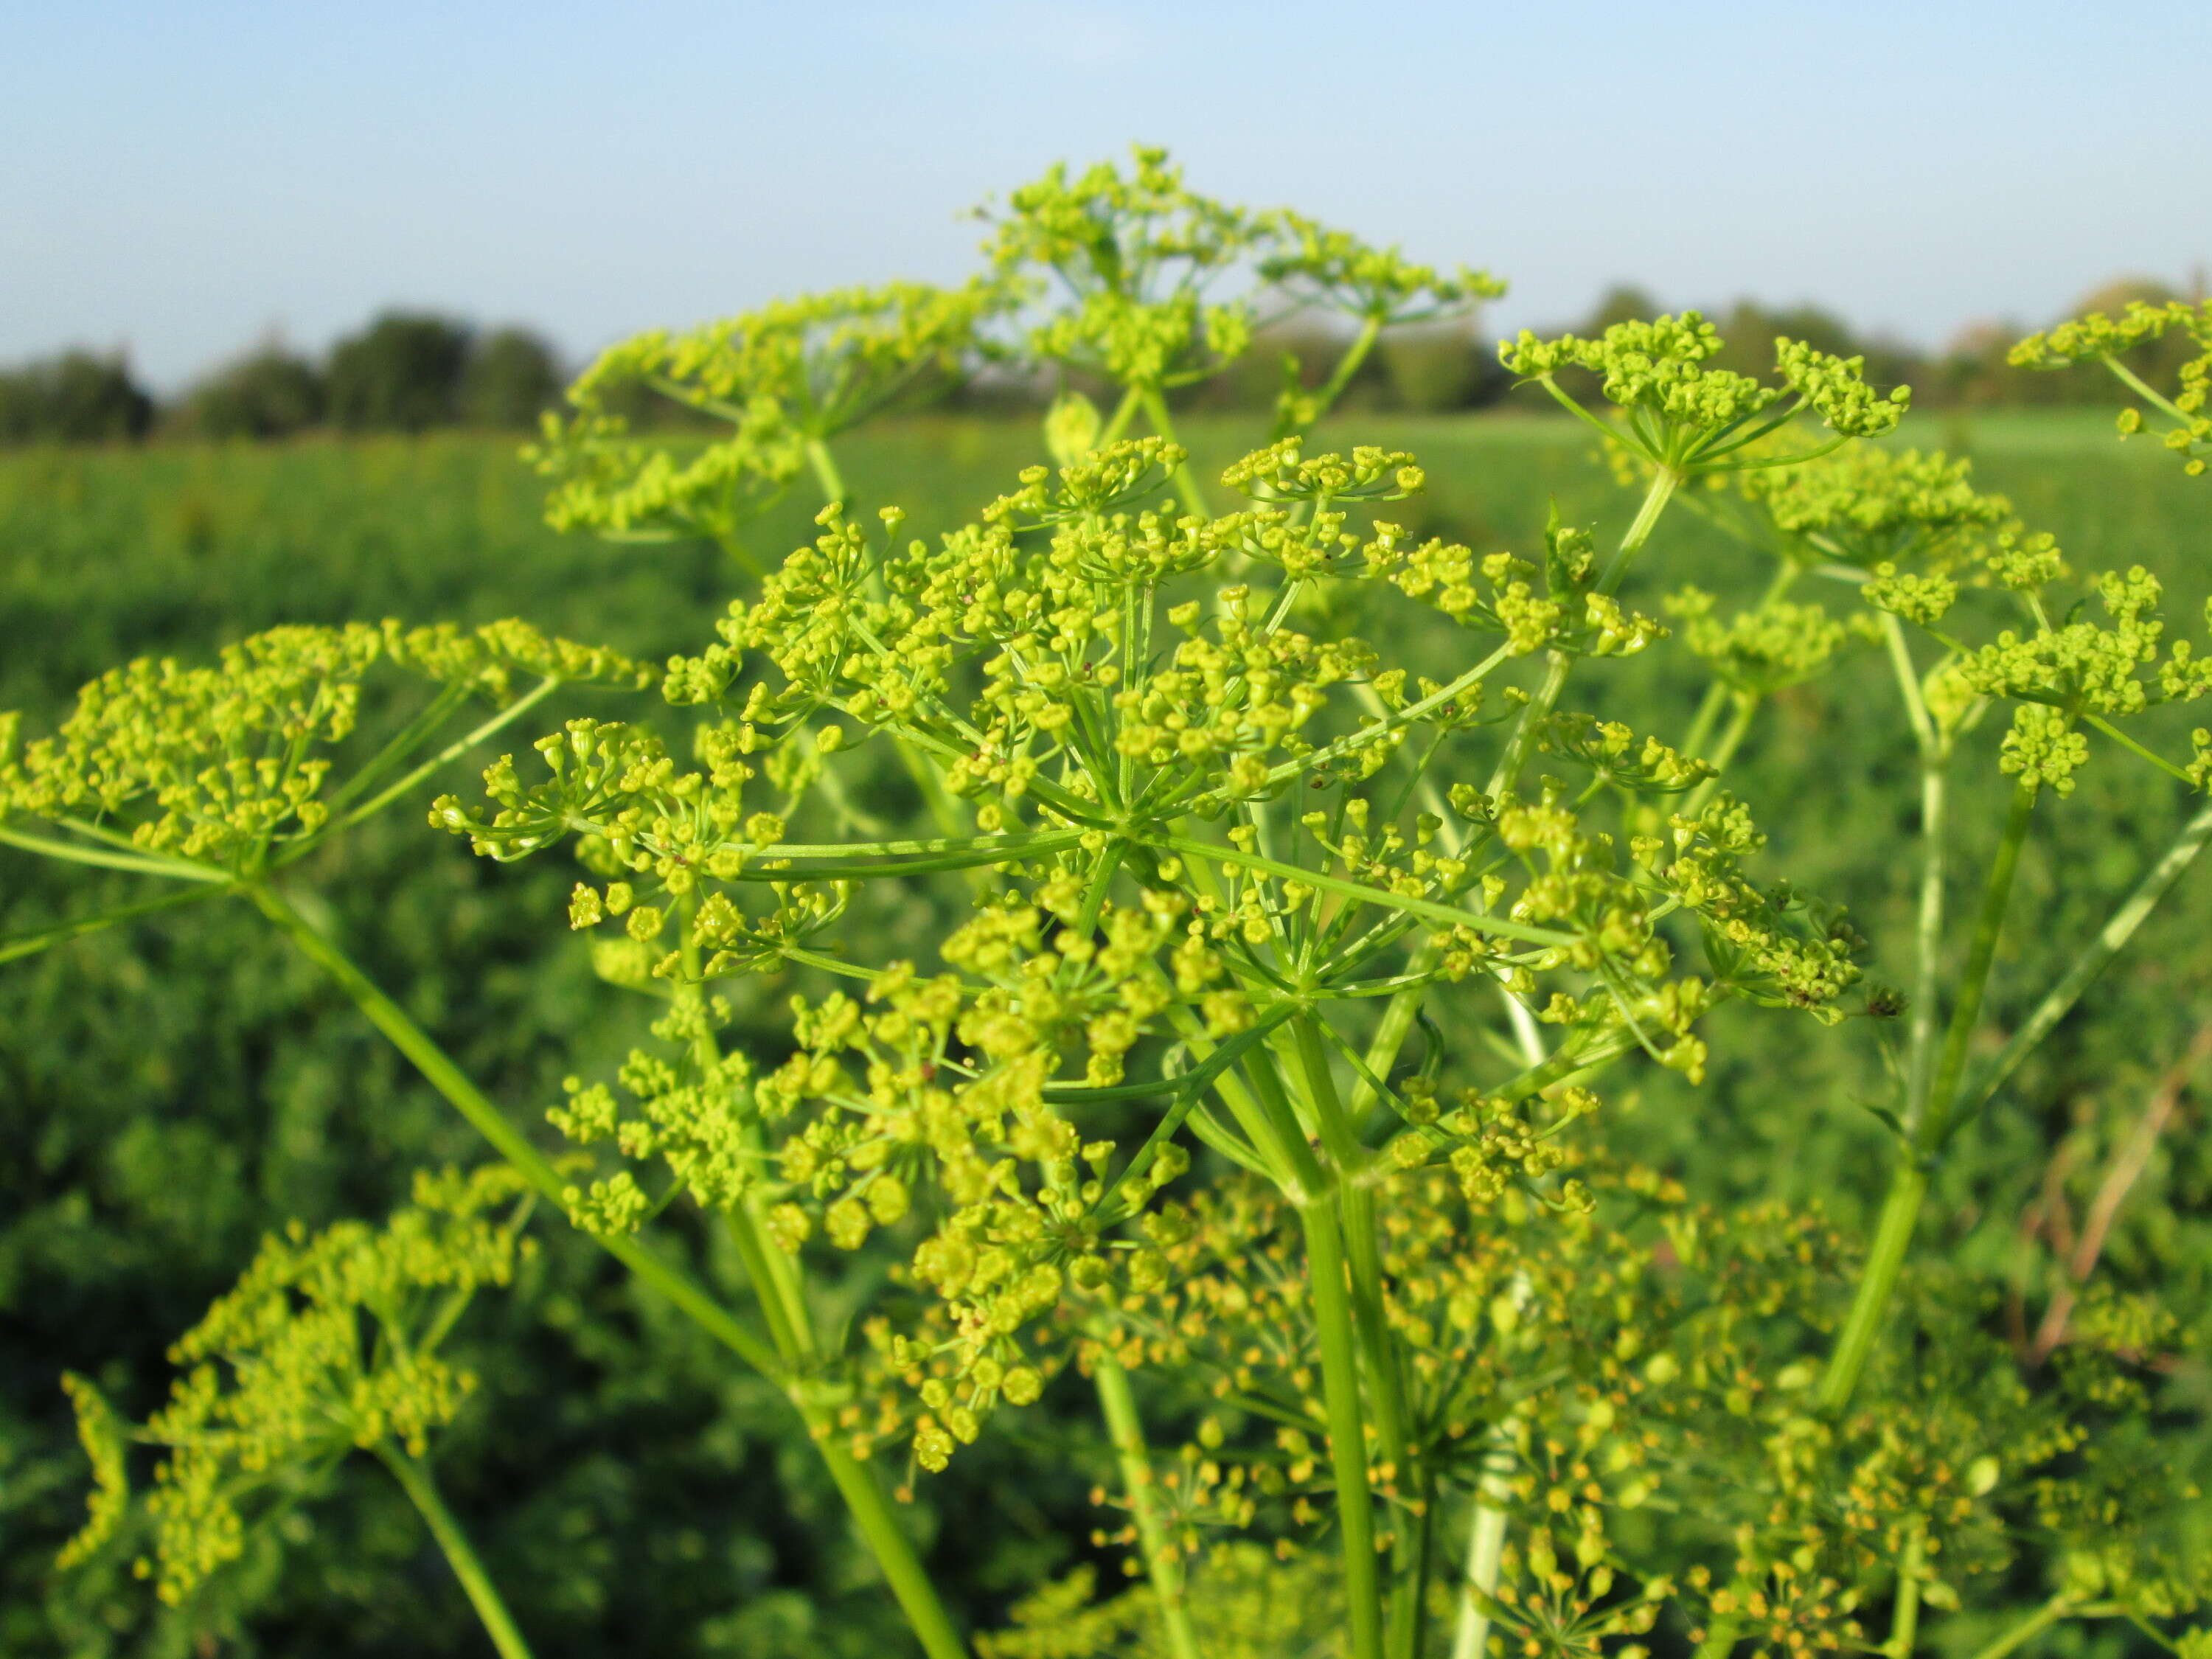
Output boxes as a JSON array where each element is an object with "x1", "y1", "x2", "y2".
[
  {"x1": 1093, "y1": 1349, "x2": 1203, "y2": 1659},
  {"x1": 1099, "y1": 385, "x2": 1144, "y2": 447},
  {"x1": 891, "y1": 734, "x2": 972, "y2": 844},
  {"x1": 813, "y1": 1437, "x2": 972, "y2": 1659},
  {"x1": 1818, "y1": 779, "x2": 2036, "y2": 1412},
  {"x1": 1301, "y1": 1191, "x2": 1385, "y2": 1659},
  {"x1": 375, "y1": 1442, "x2": 535, "y2": 1659},
  {"x1": 1155, "y1": 833, "x2": 1574, "y2": 950},
  {"x1": 1675, "y1": 681, "x2": 1731, "y2": 765},
  {"x1": 1305, "y1": 315, "x2": 1384, "y2": 427},
  {"x1": 1816, "y1": 1161, "x2": 1932, "y2": 1414},
  {"x1": 1290, "y1": 1017, "x2": 1416, "y2": 1658},
  {"x1": 1136, "y1": 386, "x2": 1211, "y2": 518},
  {"x1": 1448, "y1": 1456, "x2": 1513, "y2": 1659},
  {"x1": 2082, "y1": 714, "x2": 2198, "y2": 786},
  {"x1": 243, "y1": 881, "x2": 781, "y2": 1377},
  {"x1": 1886, "y1": 1517, "x2": 1925, "y2": 1659},
  {"x1": 1907, "y1": 756, "x2": 1950, "y2": 1116},
  {"x1": 1597, "y1": 467, "x2": 1680, "y2": 594},
  {"x1": 2103, "y1": 356, "x2": 2200, "y2": 434},
  {"x1": 1484, "y1": 653, "x2": 1570, "y2": 801},
  {"x1": 1677, "y1": 692, "x2": 1759, "y2": 820},
  {"x1": 1250, "y1": 643, "x2": 1514, "y2": 797},
  {"x1": 1404, "y1": 1464, "x2": 1440, "y2": 1659},
  {"x1": 712, "y1": 529, "x2": 770, "y2": 582},
  {"x1": 1918, "y1": 778, "x2": 2038, "y2": 1141},
  {"x1": 1962, "y1": 794, "x2": 2212, "y2": 1121},
  {"x1": 0, "y1": 825, "x2": 226, "y2": 883},
  {"x1": 0, "y1": 885, "x2": 218, "y2": 964},
  {"x1": 1877, "y1": 612, "x2": 1952, "y2": 1138},
  {"x1": 325, "y1": 678, "x2": 475, "y2": 814},
  {"x1": 246, "y1": 882, "x2": 971, "y2": 1659},
  {"x1": 1288, "y1": 1019, "x2": 1408, "y2": 1466},
  {"x1": 1961, "y1": 1596, "x2": 2073, "y2": 1659},
  {"x1": 806, "y1": 437, "x2": 849, "y2": 508},
  {"x1": 289, "y1": 678, "x2": 563, "y2": 859}
]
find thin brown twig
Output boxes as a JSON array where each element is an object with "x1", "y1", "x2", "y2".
[{"x1": 2026, "y1": 1018, "x2": 2212, "y2": 1366}]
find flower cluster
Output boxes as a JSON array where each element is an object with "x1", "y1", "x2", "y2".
[
  {"x1": 58, "y1": 1166, "x2": 532, "y2": 1604},
  {"x1": 1735, "y1": 444, "x2": 2013, "y2": 578},
  {"x1": 1862, "y1": 533, "x2": 2212, "y2": 795},
  {"x1": 1665, "y1": 587, "x2": 1874, "y2": 696},
  {"x1": 2, "y1": 619, "x2": 648, "y2": 872},
  {"x1": 2011, "y1": 299, "x2": 2212, "y2": 475},
  {"x1": 528, "y1": 280, "x2": 1005, "y2": 553},
  {"x1": 1500, "y1": 313, "x2": 1909, "y2": 479}
]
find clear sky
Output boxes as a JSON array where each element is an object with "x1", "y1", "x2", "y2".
[{"x1": 7, "y1": 0, "x2": 2205, "y2": 389}]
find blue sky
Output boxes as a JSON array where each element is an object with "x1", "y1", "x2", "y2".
[{"x1": 7, "y1": 1, "x2": 2206, "y2": 389}]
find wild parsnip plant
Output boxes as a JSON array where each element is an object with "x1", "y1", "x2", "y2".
[
  {"x1": 7, "y1": 148, "x2": 2209, "y2": 1659},
  {"x1": 57, "y1": 1168, "x2": 538, "y2": 1655}
]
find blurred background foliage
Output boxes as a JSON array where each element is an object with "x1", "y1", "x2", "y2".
[
  {"x1": 1, "y1": 411, "x2": 2208, "y2": 1655},
  {"x1": 4, "y1": 271, "x2": 2205, "y2": 449}
]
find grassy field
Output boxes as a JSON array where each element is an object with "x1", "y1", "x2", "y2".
[{"x1": 3, "y1": 410, "x2": 2207, "y2": 1655}]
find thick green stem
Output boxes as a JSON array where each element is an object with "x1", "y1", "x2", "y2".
[
  {"x1": 1676, "y1": 681, "x2": 1731, "y2": 767},
  {"x1": 806, "y1": 437, "x2": 849, "y2": 507},
  {"x1": 1290, "y1": 1016, "x2": 1419, "y2": 1659},
  {"x1": 1136, "y1": 386, "x2": 1211, "y2": 518},
  {"x1": 1290, "y1": 1019, "x2": 1408, "y2": 1467},
  {"x1": 1818, "y1": 779, "x2": 2036, "y2": 1412},
  {"x1": 1093, "y1": 1349, "x2": 1203, "y2": 1659},
  {"x1": 1301, "y1": 1192, "x2": 1385, "y2": 1659},
  {"x1": 813, "y1": 1437, "x2": 972, "y2": 1659},
  {"x1": 1449, "y1": 1431, "x2": 1515, "y2": 1659},
  {"x1": 1878, "y1": 613, "x2": 1948, "y2": 1116},
  {"x1": 1907, "y1": 759, "x2": 1950, "y2": 1116},
  {"x1": 1886, "y1": 1517, "x2": 1925, "y2": 1659},
  {"x1": 1099, "y1": 385, "x2": 1144, "y2": 447},
  {"x1": 1304, "y1": 315, "x2": 1384, "y2": 427},
  {"x1": 248, "y1": 883, "x2": 970, "y2": 1659},
  {"x1": 375, "y1": 1442, "x2": 535, "y2": 1659},
  {"x1": 1596, "y1": 467, "x2": 1680, "y2": 594}
]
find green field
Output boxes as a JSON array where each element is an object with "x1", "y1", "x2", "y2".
[{"x1": 4, "y1": 411, "x2": 2208, "y2": 1655}]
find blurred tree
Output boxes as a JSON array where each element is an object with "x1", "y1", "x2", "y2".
[
  {"x1": 179, "y1": 343, "x2": 324, "y2": 439},
  {"x1": 1708, "y1": 299, "x2": 1919, "y2": 396},
  {"x1": 1584, "y1": 282, "x2": 1661, "y2": 333},
  {"x1": 327, "y1": 312, "x2": 472, "y2": 432},
  {"x1": 0, "y1": 352, "x2": 156, "y2": 446},
  {"x1": 461, "y1": 327, "x2": 563, "y2": 428},
  {"x1": 1933, "y1": 276, "x2": 2190, "y2": 407},
  {"x1": 1378, "y1": 319, "x2": 1495, "y2": 412}
]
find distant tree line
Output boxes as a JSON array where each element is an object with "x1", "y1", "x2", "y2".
[
  {"x1": 1, "y1": 275, "x2": 2200, "y2": 448},
  {"x1": 0, "y1": 312, "x2": 562, "y2": 447},
  {"x1": 1163, "y1": 272, "x2": 2205, "y2": 420}
]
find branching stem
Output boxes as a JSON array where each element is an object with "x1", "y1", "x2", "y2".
[{"x1": 375, "y1": 1441, "x2": 535, "y2": 1659}]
